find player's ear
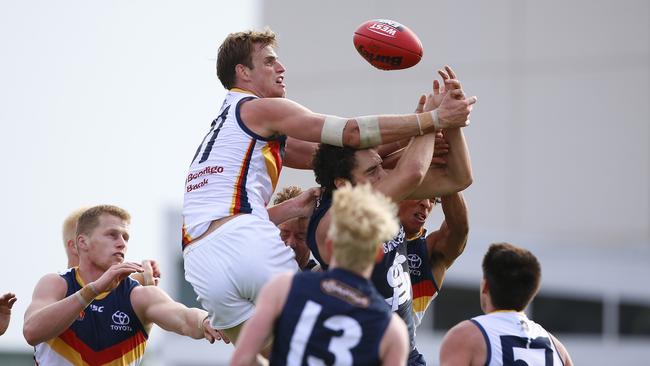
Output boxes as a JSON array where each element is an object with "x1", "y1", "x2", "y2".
[
  {"x1": 480, "y1": 278, "x2": 488, "y2": 294},
  {"x1": 66, "y1": 239, "x2": 79, "y2": 255},
  {"x1": 235, "y1": 64, "x2": 250, "y2": 81},
  {"x1": 333, "y1": 178, "x2": 349, "y2": 189},
  {"x1": 76, "y1": 234, "x2": 89, "y2": 251}
]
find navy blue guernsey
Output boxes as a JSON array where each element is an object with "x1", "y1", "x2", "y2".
[
  {"x1": 270, "y1": 269, "x2": 391, "y2": 366},
  {"x1": 306, "y1": 191, "x2": 332, "y2": 270},
  {"x1": 34, "y1": 267, "x2": 148, "y2": 365},
  {"x1": 307, "y1": 191, "x2": 420, "y2": 360}
]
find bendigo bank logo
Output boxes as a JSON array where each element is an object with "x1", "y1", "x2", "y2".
[{"x1": 110, "y1": 310, "x2": 133, "y2": 332}]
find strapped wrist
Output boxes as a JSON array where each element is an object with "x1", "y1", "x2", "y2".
[
  {"x1": 75, "y1": 291, "x2": 91, "y2": 308},
  {"x1": 198, "y1": 313, "x2": 210, "y2": 330}
]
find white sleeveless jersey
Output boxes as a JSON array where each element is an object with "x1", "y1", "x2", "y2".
[
  {"x1": 471, "y1": 311, "x2": 565, "y2": 366},
  {"x1": 182, "y1": 89, "x2": 285, "y2": 247}
]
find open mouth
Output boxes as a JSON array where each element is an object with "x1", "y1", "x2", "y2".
[
  {"x1": 414, "y1": 212, "x2": 427, "y2": 223},
  {"x1": 276, "y1": 76, "x2": 285, "y2": 87}
]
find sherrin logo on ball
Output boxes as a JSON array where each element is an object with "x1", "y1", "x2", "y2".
[{"x1": 353, "y1": 18, "x2": 423, "y2": 70}]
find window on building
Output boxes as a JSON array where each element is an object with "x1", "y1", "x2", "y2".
[
  {"x1": 619, "y1": 301, "x2": 650, "y2": 336},
  {"x1": 531, "y1": 294, "x2": 603, "y2": 334}
]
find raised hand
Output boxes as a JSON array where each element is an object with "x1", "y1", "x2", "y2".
[
  {"x1": 293, "y1": 187, "x2": 322, "y2": 218},
  {"x1": 0, "y1": 292, "x2": 17, "y2": 335},
  {"x1": 435, "y1": 75, "x2": 476, "y2": 129},
  {"x1": 92, "y1": 262, "x2": 143, "y2": 293}
]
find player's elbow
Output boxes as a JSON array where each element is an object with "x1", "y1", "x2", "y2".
[
  {"x1": 452, "y1": 170, "x2": 473, "y2": 192},
  {"x1": 401, "y1": 162, "x2": 428, "y2": 187},
  {"x1": 23, "y1": 323, "x2": 42, "y2": 346}
]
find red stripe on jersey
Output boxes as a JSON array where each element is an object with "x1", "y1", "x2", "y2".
[
  {"x1": 58, "y1": 328, "x2": 147, "y2": 365},
  {"x1": 230, "y1": 140, "x2": 256, "y2": 215},
  {"x1": 412, "y1": 279, "x2": 436, "y2": 299}
]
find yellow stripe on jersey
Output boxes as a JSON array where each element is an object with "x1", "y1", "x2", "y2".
[
  {"x1": 262, "y1": 142, "x2": 281, "y2": 192},
  {"x1": 102, "y1": 343, "x2": 146, "y2": 366},
  {"x1": 46, "y1": 338, "x2": 90, "y2": 366},
  {"x1": 412, "y1": 295, "x2": 433, "y2": 313}
]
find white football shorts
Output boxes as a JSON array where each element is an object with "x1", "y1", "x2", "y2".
[{"x1": 183, "y1": 214, "x2": 298, "y2": 329}]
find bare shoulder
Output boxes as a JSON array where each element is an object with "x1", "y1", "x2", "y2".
[
  {"x1": 549, "y1": 333, "x2": 574, "y2": 366},
  {"x1": 440, "y1": 320, "x2": 485, "y2": 366},
  {"x1": 387, "y1": 313, "x2": 408, "y2": 339},
  {"x1": 241, "y1": 97, "x2": 311, "y2": 120},
  {"x1": 34, "y1": 273, "x2": 67, "y2": 295}
]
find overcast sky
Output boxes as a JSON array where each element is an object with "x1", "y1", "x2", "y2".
[{"x1": 0, "y1": 0, "x2": 257, "y2": 349}]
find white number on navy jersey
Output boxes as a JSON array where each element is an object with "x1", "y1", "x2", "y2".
[
  {"x1": 500, "y1": 335, "x2": 554, "y2": 366},
  {"x1": 385, "y1": 254, "x2": 412, "y2": 311},
  {"x1": 287, "y1": 300, "x2": 362, "y2": 366}
]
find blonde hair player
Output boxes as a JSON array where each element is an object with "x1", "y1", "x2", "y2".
[
  {"x1": 62, "y1": 207, "x2": 160, "y2": 287},
  {"x1": 231, "y1": 184, "x2": 409, "y2": 366},
  {"x1": 24, "y1": 205, "x2": 225, "y2": 365}
]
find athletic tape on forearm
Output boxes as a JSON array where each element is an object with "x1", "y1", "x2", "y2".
[
  {"x1": 321, "y1": 115, "x2": 347, "y2": 147},
  {"x1": 416, "y1": 110, "x2": 441, "y2": 131},
  {"x1": 356, "y1": 115, "x2": 382, "y2": 148}
]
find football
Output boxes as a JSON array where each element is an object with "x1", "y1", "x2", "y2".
[{"x1": 353, "y1": 19, "x2": 423, "y2": 70}]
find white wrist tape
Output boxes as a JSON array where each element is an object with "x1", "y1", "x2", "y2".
[
  {"x1": 431, "y1": 109, "x2": 441, "y2": 130},
  {"x1": 356, "y1": 115, "x2": 382, "y2": 148},
  {"x1": 417, "y1": 110, "x2": 442, "y2": 131},
  {"x1": 321, "y1": 115, "x2": 347, "y2": 147}
]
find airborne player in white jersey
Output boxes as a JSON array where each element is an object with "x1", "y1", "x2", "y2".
[
  {"x1": 439, "y1": 243, "x2": 573, "y2": 366},
  {"x1": 181, "y1": 27, "x2": 476, "y2": 350}
]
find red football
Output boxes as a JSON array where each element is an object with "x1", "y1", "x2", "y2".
[{"x1": 353, "y1": 19, "x2": 423, "y2": 70}]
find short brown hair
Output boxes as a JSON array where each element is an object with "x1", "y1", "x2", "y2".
[
  {"x1": 216, "y1": 29, "x2": 277, "y2": 89},
  {"x1": 76, "y1": 205, "x2": 131, "y2": 237},
  {"x1": 329, "y1": 183, "x2": 398, "y2": 272},
  {"x1": 273, "y1": 186, "x2": 302, "y2": 205},
  {"x1": 482, "y1": 242, "x2": 541, "y2": 311}
]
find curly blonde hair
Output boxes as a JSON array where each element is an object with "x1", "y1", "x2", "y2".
[{"x1": 329, "y1": 183, "x2": 399, "y2": 271}]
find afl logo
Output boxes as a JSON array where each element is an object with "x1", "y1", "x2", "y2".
[
  {"x1": 407, "y1": 254, "x2": 422, "y2": 269},
  {"x1": 112, "y1": 311, "x2": 130, "y2": 325}
]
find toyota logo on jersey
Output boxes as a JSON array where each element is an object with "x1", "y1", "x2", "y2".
[
  {"x1": 112, "y1": 311, "x2": 130, "y2": 325},
  {"x1": 407, "y1": 254, "x2": 422, "y2": 269}
]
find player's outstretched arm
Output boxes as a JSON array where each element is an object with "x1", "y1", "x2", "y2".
[
  {"x1": 379, "y1": 314, "x2": 409, "y2": 365},
  {"x1": 230, "y1": 272, "x2": 293, "y2": 366},
  {"x1": 283, "y1": 137, "x2": 319, "y2": 169},
  {"x1": 240, "y1": 80, "x2": 475, "y2": 149},
  {"x1": 267, "y1": 187, "x2": 320, "y2": 225},
  {"x1": 24, "y1": 262, "x2": 143, "y2": 346},
  {"x1": 130, "y1": 285, "x2": 224, "y2": 341},
  {"x1": 439, "y1": 320, "x2": 485, "y2": 366},
  {"x1": 427, "y1": 192, "x2": 469, "y2": 288},
  {"x1": 0, "y1": 292, "x2": 17, "y2": 335}
]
